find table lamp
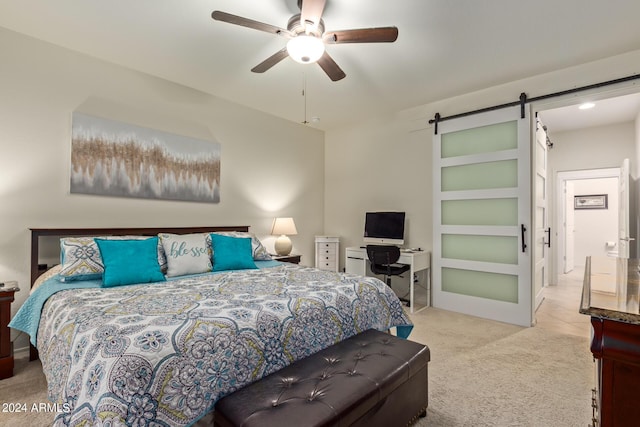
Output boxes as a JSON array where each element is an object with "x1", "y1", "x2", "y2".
[{"x1": 271, "y1": 217, "x2": 297, "y2": 256}]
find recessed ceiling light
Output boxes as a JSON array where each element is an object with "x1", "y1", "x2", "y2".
[{"x1": 579, "y1": 102, "x2": 595, "y2": 110}]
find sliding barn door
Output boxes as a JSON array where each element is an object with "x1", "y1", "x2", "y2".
[{"x1": 433, "y1": 106, "x2": 532, "y2": 326}]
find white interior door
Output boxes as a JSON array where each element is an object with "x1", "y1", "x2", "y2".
[
  {"x1": 432, "y1": 105, "x2": 532, "y2": 327},
  {"x1": 618, "y1": 158, "x2": 631, "y2": 257},
  {"x1": 534, "y1": 118, "x2": 548, "y2": 310},
  {"x1": 564, "y1": 181, "x2": 575, "y2": 273}
]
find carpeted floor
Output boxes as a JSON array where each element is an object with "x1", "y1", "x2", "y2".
[
  {"x1": 0, "y1": 307, "x2": 593, "y2": 426},
  {"x1": 0, "y1": 353, "x2": 52, "y2": 426},
  {"x1": 410, "y1": 308, "x2": 592, "y2": 426}
]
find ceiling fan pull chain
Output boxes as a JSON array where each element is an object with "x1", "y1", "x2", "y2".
[{"x1": 302, "y1": 73, "x2": 309, "y2": 125}]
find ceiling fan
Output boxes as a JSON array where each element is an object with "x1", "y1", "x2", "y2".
[{"x1": 211, "y1": 0, "x2": 398, "y2": 81}]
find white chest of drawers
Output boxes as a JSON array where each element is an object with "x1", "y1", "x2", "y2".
[{"x1": 315, "y1": 236, "x2": 339, "y2": 272}]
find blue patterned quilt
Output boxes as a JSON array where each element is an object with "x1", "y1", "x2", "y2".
[{"x1": 32, "y1": 263, "x2": 412, "y2": 426}]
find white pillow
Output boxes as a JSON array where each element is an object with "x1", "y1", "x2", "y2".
[{"x1": 159, "y1": 233, "x2": 212, "y2": 277}]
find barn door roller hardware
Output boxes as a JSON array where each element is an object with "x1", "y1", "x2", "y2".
[{"x1": 429, "y1": 73, "x2": 640, "y2": 135}]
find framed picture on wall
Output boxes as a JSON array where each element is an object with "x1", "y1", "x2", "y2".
[
  {"x1": 70, "y1": 112, "x2": 221, "y2": 203},
  {"x1": 574, "y1": 194, "x2": 608, "y2": 210}
]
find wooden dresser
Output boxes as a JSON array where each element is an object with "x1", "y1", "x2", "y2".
[{"x1": 580, "y1": 256, "x2": 640, "y2": 427}]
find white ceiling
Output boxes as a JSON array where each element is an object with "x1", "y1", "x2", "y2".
[
  {"x1": 1, "y1": 0, "x2": 640, "y2": 131},
  {"x1": 539, "y1": 92, "x2": 640, "y2": 134}
]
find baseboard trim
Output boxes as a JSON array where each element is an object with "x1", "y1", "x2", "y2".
[{"x1": 14, "y1": 346, "x2": 30, "y2": 358}]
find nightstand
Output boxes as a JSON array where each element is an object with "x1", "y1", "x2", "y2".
[
  {"x1": 272, "y1": 254, "x2": 301, "y2": 264},
  {"x1": 0, "y1": 283, "x2": 19, "y2": 380}
]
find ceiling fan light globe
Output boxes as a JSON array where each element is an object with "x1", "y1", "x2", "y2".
[{"x1": 287, "y1": 35, "x2": 325, "y2": 64}]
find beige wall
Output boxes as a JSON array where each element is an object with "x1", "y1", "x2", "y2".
[
  {"x1": 0, "y1": 28, "x2": 325, "y2": 348},
  {"x1": 325, "y1": 49, "x2": 640, "y2": 271},
  {"x1": 572, "y1": 178, "x2": 620, "y2": 266},
  {"x1": 547, "y1": 122, "x2": 636, "y2": 175},
  {"x1": 323, "y1": 115, "x2": 432, "y2": 258}
]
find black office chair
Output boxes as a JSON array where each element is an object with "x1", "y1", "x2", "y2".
[{"x1": 366, "y1": 245, "x2": 410, "y2": 305}]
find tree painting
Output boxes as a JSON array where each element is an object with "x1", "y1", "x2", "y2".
[{"x1": 71, "y1": 113, "x2": 220, "y2": 203}]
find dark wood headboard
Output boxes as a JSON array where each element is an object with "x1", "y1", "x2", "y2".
[{"x1": 29, "y1": 226, "x2": 250, "y2": 288}]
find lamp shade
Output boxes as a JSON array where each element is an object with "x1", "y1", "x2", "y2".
[
  {"x1": 286, "y1": 35, "x2": 325, "y2": 64},
  {"x1": 272, "y1": 217, "x2": 297, "y2": 256},
  {"x1": 271, "y1": 217, "x2": 298, "y2": 236}
]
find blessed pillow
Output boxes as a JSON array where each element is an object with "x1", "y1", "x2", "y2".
[
  {"x1": 95, "y1": 237, "x2": 166, "y2": 287},
  {"x1": 59, "y1": 236, "x2": 165, "y2": 281},
  {"x1": 159, "y1": 233, "x2": 212, "y2": 277},
  {"x1": 211, "y1": 234, "x2": 258, "y2": 271},
  {"x1": 211, "y1": 231, "x2": 272, "y2": 260}
]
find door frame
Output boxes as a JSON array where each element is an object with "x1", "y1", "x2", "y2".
[
  {"x1": 554, "y1": 168, "x2": 620, "y2": 284},
  {"x1": 564, "y1": 180, "x2": 575, "y2": 274},
  {"x1": 618, "y1": 158, "x2": 631, "y2": 258}
]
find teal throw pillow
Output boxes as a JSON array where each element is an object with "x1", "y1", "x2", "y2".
[
  {"x1": 159, "y1": 233, "x2": 212, "y2": 277},
  {"x1": 95, "y1": 237, "x2": 166, "y2": 287},
  {"x1": 211, "y1": 234, "x2": 258, "y2": 271}
]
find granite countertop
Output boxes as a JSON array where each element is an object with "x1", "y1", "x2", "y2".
[{"x1": 580, "y1": 256, "x2": 640, "y2": 324}]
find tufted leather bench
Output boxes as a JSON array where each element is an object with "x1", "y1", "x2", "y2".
[{"x1": 214, "y1": 329, "x2": 430, "y2": 427}]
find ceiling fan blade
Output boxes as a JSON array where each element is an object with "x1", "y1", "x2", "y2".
[
  {"x1": 251, "y1": 48, "x2": 290, "y2": 73},
  {"x1": 299, "y1": 0, "x2": 326, "y2": 28},
  {"x1": 324, "y1": 27, "x2": 399, "y2": 44},
  {"x1": 212, "y1": 11, "x2": 292, "y2": 37},
  {"x1": 317, "y1": 52, "x2": 346, "y2": 81}
]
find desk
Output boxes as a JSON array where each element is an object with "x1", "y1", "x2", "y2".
[{"x1": 345, "y1": 247, "x2": 430, "y2": 313}]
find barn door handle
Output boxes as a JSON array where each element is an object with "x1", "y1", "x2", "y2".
[
  {"x1": 545, "y1": 228, "x2": 551, "y2": 248},
  {"x1": 521, "y1": 224, "x2": 527, "y2": 253}
]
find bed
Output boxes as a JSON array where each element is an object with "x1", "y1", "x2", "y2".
[{"x1": 10, "y1": 226, "x2": 413, "y2": 427}]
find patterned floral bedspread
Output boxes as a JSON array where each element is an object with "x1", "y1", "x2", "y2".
[{"x1": 37, "y1": 263, "x2": 413, "y2": 427}]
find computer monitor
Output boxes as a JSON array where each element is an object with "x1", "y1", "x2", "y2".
[{"x1": 363, "y1": 211, "x2": 405, "y2": 245}]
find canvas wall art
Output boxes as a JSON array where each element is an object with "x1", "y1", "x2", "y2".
[{"x1": 71, "y1": 113, "x2": 220, "y2": 203}]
